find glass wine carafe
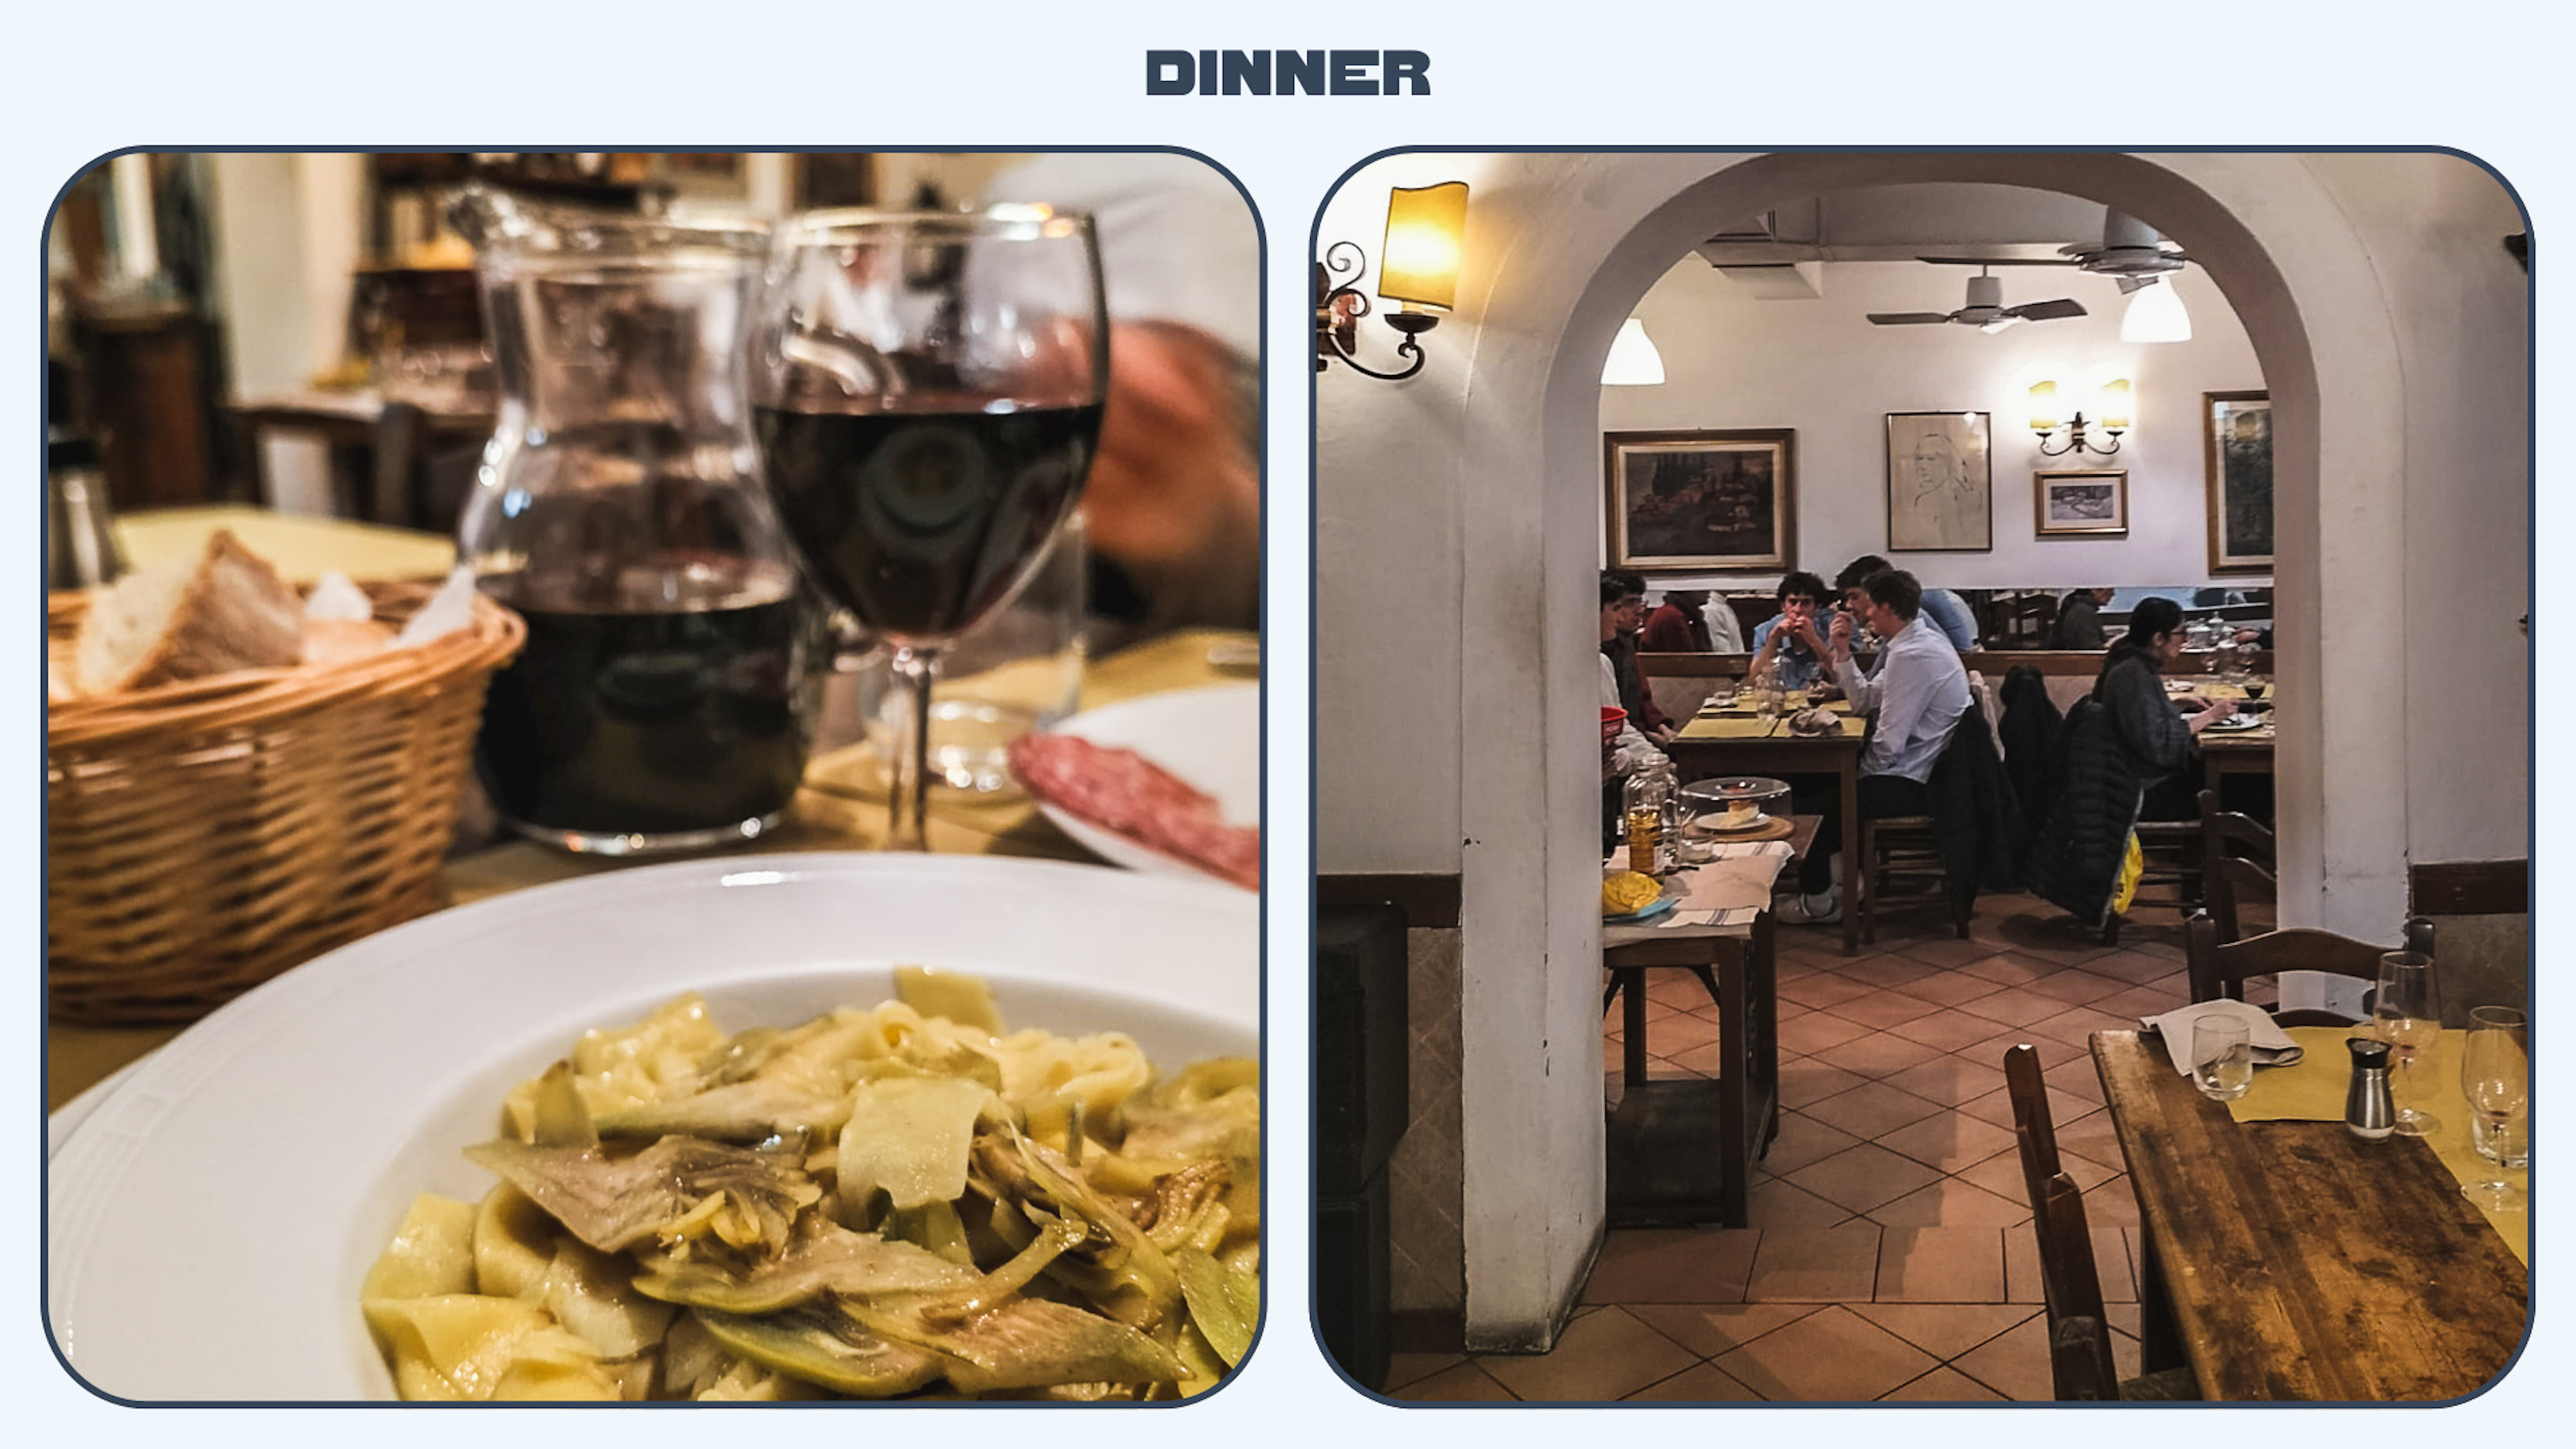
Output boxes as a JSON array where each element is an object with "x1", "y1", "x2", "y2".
[{"x1": 453, "y1": 186, "x2": 822, "y2": 855}]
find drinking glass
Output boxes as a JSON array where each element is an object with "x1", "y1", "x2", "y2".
[
  {"x1": 751, "y1": 208, "x2": 1108, "y2": 850},
  {"x1": 2192, "y1": 1014, "x2": 2254, "y2": 1101},
  {"x1": 2459, "y1": 1006, "x2": 2529, "y2": 1209},
  {"x1": 2373, "y1": 951, "x2": 2444, "y2": 1136}
]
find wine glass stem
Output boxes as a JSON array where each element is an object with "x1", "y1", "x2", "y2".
[{"x1": 887, "y1": 643, "x2": 941, "y2": 853}]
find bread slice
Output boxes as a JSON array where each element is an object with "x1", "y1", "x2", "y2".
[{"x1": 73, "y1": 530, "x2": 307, "y2": 694}]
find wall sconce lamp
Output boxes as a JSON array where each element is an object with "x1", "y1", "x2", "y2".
[
  {"x1": 1316, "y1": 181, "x2": 1468, "y2": 380},
  {"x1": 2032, "y1": 378, "x2": 2132, "y2": 457}
]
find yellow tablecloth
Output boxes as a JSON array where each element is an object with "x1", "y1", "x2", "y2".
[
  {"x1": 2226, "y1": 1024, "x2": 2528, "y2": 1263},
  {"x1": 116, "y1": 504, "x2": 458, "y2": 584},
  {"x1": 1677, "y1": 697, "x2": 1854, "y2": 742}
]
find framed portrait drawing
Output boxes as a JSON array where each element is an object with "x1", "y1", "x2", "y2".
[
  {"x1": 1603, "y1": 429, "x2": 1796, "y2": 572},
  {"x1": 2204, "y1": 390, "x2": 2273, "y2": 574},
  {"x1": 1885, "y1": 411, "x2": 1992, "y2": 551},
  {"x1": 2034, "y1": 468, "x2": 2129, "y2": 537}
]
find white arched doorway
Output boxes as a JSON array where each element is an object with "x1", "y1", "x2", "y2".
[{"x1": 1313, "y1": 150, "x2": 2525, "y2": 1347}]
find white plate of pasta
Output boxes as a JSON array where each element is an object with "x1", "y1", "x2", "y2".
[{"x1": 45, "y1": 853, "x2": 1259, "y2": 1402}]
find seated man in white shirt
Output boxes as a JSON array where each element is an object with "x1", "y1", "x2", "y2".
[{"x1": 1778, "y1": 568, "x2": 1972, "y2": 926}]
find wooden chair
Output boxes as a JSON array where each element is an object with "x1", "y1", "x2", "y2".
[
  {"x1": 2184, "y1": 914, "x2": 2385, "y2": 1027},
  {"x1": 2196, "y1": 788, "x2": 2277, "y2": 944},
  {"x1": 1854, "y1": 698, "x2": 1990, "y2": 945},
  {"x1": 2006, "y1": 1044, "x2": 2201, "y2": 1401}
]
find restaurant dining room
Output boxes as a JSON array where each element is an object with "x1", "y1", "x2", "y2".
[
  {"x1": 42, "y1": 150, "x2": 1265, "y2": 1402},
  {"x1": 1311, "y1": 152, "x2": 2531, "y2": 1403}
]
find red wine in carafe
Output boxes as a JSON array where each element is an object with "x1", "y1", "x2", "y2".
[
  {"x1": 476, "y1": 557, "x2": 814, "y2": 838},
  {"x1": 755, "y1": 402, "x2": 1099, "y2": 639}
]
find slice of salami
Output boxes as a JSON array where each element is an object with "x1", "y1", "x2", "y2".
[{"x1": 1009, "y1": 733, "x2": 1260, "y2": 892}]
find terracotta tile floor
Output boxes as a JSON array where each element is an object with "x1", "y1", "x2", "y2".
[{"x1": 1389, "y1": 891, "x2": 2243, "y2": 1403}]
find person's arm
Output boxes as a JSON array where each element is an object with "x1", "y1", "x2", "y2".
[
  {"x1": 1831, "y1": 612, "x2": 1882, "y2": 712},
  {"x1": 1860, "y1": 638, "x2": 1941, "y2": 775}
]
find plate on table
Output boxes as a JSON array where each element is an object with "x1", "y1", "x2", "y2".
[
  {"x1": 2202, "y1": 714, "x2": 2268, "y2": 733},
  {"x1": 1690, "y1": 808, "x2": 1774, "y2": 836},
  {"x1": 1023, "y1": 684, "x2": 1260, "y2": 890},
  {"x1": 44, "y1": 853, "x2": 1260, "y2": 1401}
]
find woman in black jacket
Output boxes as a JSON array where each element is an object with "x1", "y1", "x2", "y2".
[{"x1": 2025, "y1": 598, "x2": 2239, "y2": 928}]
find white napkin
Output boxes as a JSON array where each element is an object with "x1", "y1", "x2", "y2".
[
  {"x1": 391, "y1": 566, "x2": 480, "y2": 649},
  {"x1": 2143, "y1": 998, "x2": 2304, "y2": 1076},
  {"x1": 303, "y1": 570, "x2": 375, "y2": 622}
]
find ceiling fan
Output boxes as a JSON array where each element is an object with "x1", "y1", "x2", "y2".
[
  {"x1": 1918, "y1": 209, "x2": 2192, "y2": 293},
  {"x1": 1866, "y1": 267, "x2": 2087, "y2": 333}
]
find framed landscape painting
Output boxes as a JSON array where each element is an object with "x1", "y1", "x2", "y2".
[
  {"x1": 2204, "y1": 390, "x2": 2273, "y2": 573},
  {"x1": 1603, "y1": 429, "x2": 1796, "y2": 572},
  {"x1": 1885, "y1": 411, "x2": 1992, "y2": 552},
  {"x1": 2034, "y1": 468, "x2": 2129, "y2": 537}
]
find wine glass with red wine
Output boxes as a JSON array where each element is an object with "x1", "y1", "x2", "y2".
[{"x1": 751, "y1": 208, "x2": 1108, "y2": 851}]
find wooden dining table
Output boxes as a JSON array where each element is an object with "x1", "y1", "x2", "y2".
[
  {"x1": 2090, "y1": 1029, "x2": 2528, "y2": 1401},
  {"x1": 47, "y1": 511, "x2": 1260, "y2": 1112},
  {"x1": 1664, "y1": 698, "x2": 1863, "y2": 955},
  {"x1": 1600, "y1": 828, "x2": 1805, "y2": 1228}
]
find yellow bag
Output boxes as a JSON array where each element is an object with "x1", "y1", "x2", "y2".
[{"x1": 2110, "y1": 831, "x2": 2145, "y2": 915}]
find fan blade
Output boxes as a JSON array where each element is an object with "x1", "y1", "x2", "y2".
[
  {"x1": 1866, "y1": 313, "x2": 1956, "y2": 325},
  {"x1": 1917, "y1": 254, "x2": 2080, "y2": 268},
  {"x1": 2008, "y1": 298, "x2": 2088, "y2": 321}
]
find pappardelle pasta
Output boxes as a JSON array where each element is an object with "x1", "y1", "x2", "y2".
[{"x1": 361, "y1": 969, "x2": 1259, "y2": 1401}]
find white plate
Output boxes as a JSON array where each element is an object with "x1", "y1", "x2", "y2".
[
  {"x1": 2203, "y1": 714, "x2": 2268, "y2": 733},
  {"x1": 46, "y1": 853, "x2": 1259, "y2": 1402},
  {"x1": 1031, "y1": 683, "x2": 1260, "y2": 888}
]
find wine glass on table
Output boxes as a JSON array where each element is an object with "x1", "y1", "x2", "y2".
[
  {"x1": 752, "y1": 208, "x2": 1108, "y2": 850},
  {"x1": 2459, "y1": 1006, "x2": 2529, "y2": 1210},
  {"x1": 2373, "y1": 951, "x2": 2444, "y2": 1137}
]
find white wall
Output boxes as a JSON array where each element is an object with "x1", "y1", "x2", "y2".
[
  {"x1": 1600, "y1": 259, "x2": 2267, "y2": 593},
  {"x1": 2302, "y1": 154, "x2": 2530, "y2": 865}
]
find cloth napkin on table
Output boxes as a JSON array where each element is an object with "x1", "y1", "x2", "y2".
[{"x1": 2143, "y1": 997, "x2": 2304, "y2": 1075}]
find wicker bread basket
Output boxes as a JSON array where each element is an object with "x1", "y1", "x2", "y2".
[{"x1": 46, "y1": 580, "x2": 526, "y2": 1024}]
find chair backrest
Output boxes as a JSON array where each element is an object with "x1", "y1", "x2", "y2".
[
  {"x1": 2002, "y1": 1044, "x2": 2061, "y2": 1237},
  {"x1": 2047, "y1": 1303, "x2": 2121, "y2": 1401},
  {"x1": 2186, "y1": 914, "x2": 2390, "y2": 1027},
  {"x1": 2196, "y1": 789, "x2": 2278, "y2": 943}
]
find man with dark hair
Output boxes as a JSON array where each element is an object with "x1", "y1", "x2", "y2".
[
  {"x1": 1640, "y1": 588, "x2": 1714, "y2": 653},
  {"x1": 1600, "y1": 570, "x2": 1674, "y2": 743},
  {"x1": 1778, "y1": 568, "x2": 1972, "y2": 925},
  {"x1": 1750, "y1": 570, "x2": 1834, "y2": 690},
  {"x1": 1833, "y1": 554, "x2": 1979, "y2": 652}
]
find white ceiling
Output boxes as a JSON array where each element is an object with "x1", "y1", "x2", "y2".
[{"x1": 1698, "y1": 182, "x2": 2125, "y2": 266}]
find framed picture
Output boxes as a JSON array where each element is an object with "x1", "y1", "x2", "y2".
[
  {"x1": 1885, "y1": 411, "x2": 1992, "y2": 551},
  {"x1": 2034, "y1": 468, "x2": 2129, "y2": 537},
  {"x1": 1602, "y1": 429, "x2": 1796, "y2": 573},
  {"x1": 2204, "y1": 390, "x2": 2273, "y2": 574}
]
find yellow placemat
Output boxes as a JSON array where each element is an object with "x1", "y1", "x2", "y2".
[
  {"x1": 117, "y1": 505, "x2": 457, "y2": 585},
  {"x1": 2227, "y1": 1025, "x2": 2527, "y2": 1263}
]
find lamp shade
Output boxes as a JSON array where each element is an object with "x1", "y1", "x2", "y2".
[
  {"x1": 2028, "y1": 380, "x2": 2060, "y2": 433},
  {"x1": 1379, "y1": 181, "x2": 1469, "y2": 312},
  {"x1": 2120, "y1": 278, "x2": 2192, "y2": 343},
  {"x1": 1602, "y1": 318, "x2": 1665, "y2": 385},
  {"x1": 2097, "y1": 378, "x2": 2133, "y2": 431}
]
